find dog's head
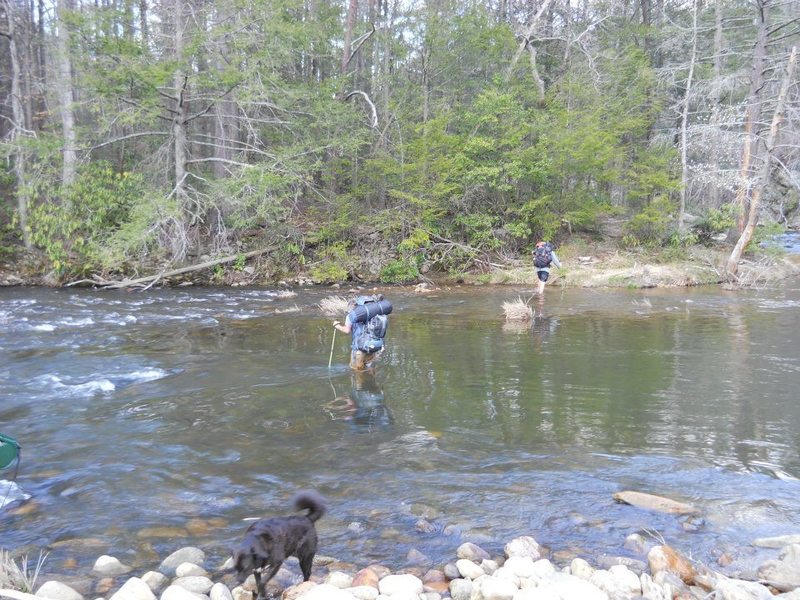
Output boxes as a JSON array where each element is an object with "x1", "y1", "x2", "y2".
[{"x1": 231, "y1": 547, "x2": 258, "y2": 584}]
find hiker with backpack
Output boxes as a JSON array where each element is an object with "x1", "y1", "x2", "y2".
[
  {"x1": 532, "y1": 241, "x2": 561, "y2": 294},
  {"x1": 333, "y1": 294, "x2": 392, "y2": 370}
]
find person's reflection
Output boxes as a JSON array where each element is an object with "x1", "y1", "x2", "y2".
[{"x1": 325, "y1": 370, "x2": 393, "y2": 432}]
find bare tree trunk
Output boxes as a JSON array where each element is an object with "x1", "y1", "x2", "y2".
[
  {"x1": 3, "y1": 0, "x2": 32, "y2": 248},
  {"x1": 504, "y1": 0, "x2": 554, "y2": 82},
  {"x1": 726, "y1": 46, "x2": 797, "y2": 280},
  {"x1": 171, "y1": 0, "x2": 190, "y2": 259},
  {"x1": 733, "y1": 0, "x2": 769, "y2": 233},
  {"x1": 708, "y1": 0, "x2": 724, "y2": 208},
  {"x1": 139, "y1": 0, "x2": 148, "y2": 47},
  {"x1": 678, "y1": 0, "x2": 697, "y2": 231},
  {"x1": 55, "y1": 0, "x2": 77, "y2": 187},
  {"x1": 342, "y1": 0, "x2": 358, "y2": 74}
]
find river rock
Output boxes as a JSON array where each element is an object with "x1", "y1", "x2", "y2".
[
  {"x1": 109, "y1": 578, "x2": 156, "y2": 600},
  {"x1": 756, "y1": 543, "x2": 800, "y2": 592},
  {"x1": 647, "y1": 545, "x2": 697, "y2": 584},
  {"x1": 208, "y1": 583, "x2": 232, "y2": 600},
  {"x1": 504, "y1": 536, "x2": 541, "y2": 560},
  {"x1": 346, "y1": 585, "x2": 379, "y2": 600},
  {"x1": 443, "y1": 562, "x2": 461, "y2": 580},
  {"x1": 456, "y1": 542, "x2": 490, "y2": 562},
  {"x1": 175, "y1": 564, "x2": 207, "y2": 578},
  {"x1": 503, "y1": 556, "x2": 536, "y2": 579},
  {"x1": 455, "y1": 559, "x2": 485, "y2": 580},
  {"x1": 534, "y1": 572, "x2": 609, "y2": 600},
  {"x1": 350, "y1": 569, "x2": 379, "y2": 589},
  {"x1": 324, "y1": 572, "x2": 353, "y2": 589},
  {"x1": 752, "y1": 535, "x2": 800, "y2": 548},
  {"x1": 159, "y1": 549, "x2": 206, "y2": 576},
  {"x1": 477, "y1": 576, "x2": 517, "y2": 600},
  {"x1": 570, "y1": 558, "x2": 595, "y2": 581},
  {"x1": 407, "y1": 548, "x2": 430, "y2": 566},
  {"x1": 142, "y1": 572, "x2": 169, "y2": 594},
  {"x1": 280, "y1": 581, "x2": 315, "y2": 600},
  {"x1": 35, "y1": 582, "x2": 83, "y2": 600},
  {"x1": 296, "y1": 583, "x2": 353, "y2": 600},
  {"x1": 448, "y1": 579, "x2": 472, "y2": 600},
  {"x1": 590, "y1": 565, "x2": 641, "y2": 599},
  {"x1": 714, "y1": 577, "x2": 774, "y2": 600},
  {"x1": 640, "y1": 573, "x2": 672, "y2": 600},
  {"x1": 159, "y1": 585, "x2": 206, "y2": 600},
  {"x1": 94, "y1": 556, "x2": 133, "y2": 577},
  {"x1": 172, "y1": 577, "x2": 213, "y2": 596},
  {"x1": 0, "y1": 591, "x2": 38, "y2": 600},
  {"x1": 613, "y1": 491, "x2": 698, "y2": 515},
  {"x1": 777, "y1": 591, "x2": 800, "y2": 600},
  {"x1": 377, "y1": 573, "x2": 422, "y2": 596}
]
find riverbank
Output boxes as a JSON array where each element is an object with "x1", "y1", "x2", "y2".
[
  {"x1": 2, "y1": 242, "x2": 799, "y2": 290},
  {"x1": 2, "y1": 520, "x2": 799, "y2": 600}
]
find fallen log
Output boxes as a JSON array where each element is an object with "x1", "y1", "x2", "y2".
[{"x1": 67, "y1": 247, "x2": 274, "y2": 290}]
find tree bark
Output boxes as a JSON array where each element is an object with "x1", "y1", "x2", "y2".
[
  {"x1": 3, "y1": 0, "x2": 32, "y2": 248},
  {"x1": 342, "y1": 0, "x2": 358, "y2": 74},
  {"x1": 725, "y1": 46, "x2": 797, "y2": 280},
  {"x1": 55, "y1": 0, "x2": 77, "y2": 187},
  {"x1": 677, "y1": 0, "x2": 697, "y2": 231},
  {"x1": 733, "y1": 0, "x2": 769, "y2": 233}
]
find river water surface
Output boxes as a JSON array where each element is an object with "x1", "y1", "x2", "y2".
[{"x1": 1, "y1": 283, "x2": 799, "y2": 577}]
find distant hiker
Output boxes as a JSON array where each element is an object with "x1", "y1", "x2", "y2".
[
  {"x1": 333, "y1": 294, "x2": 392, "y2": 370},
  {"x1": 532, "y1": 241, "x2": 561, "y2": 294}
]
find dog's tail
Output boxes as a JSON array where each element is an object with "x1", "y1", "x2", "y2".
[{"x1": 293, "y1": 489, "x2": 326, "y2": 522}]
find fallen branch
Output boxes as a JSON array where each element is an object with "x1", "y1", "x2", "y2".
[{"x1": 67, "y1": 247, "x2": 274, "y2": 290}]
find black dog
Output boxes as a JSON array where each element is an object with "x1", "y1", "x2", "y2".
[{"x1": 231, "y1": 490, "x2": 326, "y2": 599}]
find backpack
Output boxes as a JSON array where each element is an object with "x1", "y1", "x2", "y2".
[
  {"x1": 353, "y1": 296, "x2": 389, "y2": 353},
  {"x1": 533, "y1": 243, "x2": 553, "y2": 268}
]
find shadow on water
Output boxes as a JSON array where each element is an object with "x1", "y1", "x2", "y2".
[{"x1": 1, "y1": 284, "x2": 800, "y2": 575}]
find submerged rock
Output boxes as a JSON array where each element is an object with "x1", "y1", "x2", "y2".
[{"x1": 612, "y1": 491, "x2": 698, "y2": 515}]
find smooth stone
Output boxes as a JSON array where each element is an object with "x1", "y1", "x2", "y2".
[
  {"x1": 455, "y1": 559, "x2": 485, "y2": 580},
  {"x1": 346, "y1": 585, "x2": 379, "y2": 600},
  {"x1": 208, "y1": 584, "x2": 231, "y2": 600},
  {"x1": 93, "y1": 556, "x2": 133, "y2": 577},
  {"x1": 171, "y1": 577, "x2": 213, "y2": 596},
  {"x1": 612, "y1": 491, "x2": 698, "y2": 515},
  {"x1": 141, "y1": 573, "x2": 168, "y2": 594},
  {"x1": 504, "y1": 537, "x2": 541, "y2": 560},
  {"x1": 756, "y1": 544, "x2": 800, "y2": 592},
  {"x1": 159, "y1": 549, "x2": 206, "y2": 577},
  {"x1": 752, "y1": 535, "x2": 800, "y2": 548},
  {"x1": 109, "y1": 579, "x2": 156, "y2": 600},
  {"x1": 175, "y1": 564, "x2": 207, "y2": 578},
  {"x1": 377, "y1": 574, "x2": 423, "y2": 596},
  {"x1": 324, "y1": 572, "x2": 353, "y2": 589},
  {"x1": 158, "y1": 586, "x2": 206, "y2": 600},
  {"x1": 35, "y1": 582, "x2": 83, "y2": 600},
  {"x1": 456, "y1": 543, "x2": 490, "y2": 562},
  {"x1": 448, "y1": 579, "x2": 473, "y2": 600}
]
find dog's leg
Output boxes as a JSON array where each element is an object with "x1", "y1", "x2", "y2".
[
  {"x1": 298, "y1": 553, "x2": 313, "y2": 581},
  {"x1": 253, "y1": 570, "x2": 265, "y2": 600}
]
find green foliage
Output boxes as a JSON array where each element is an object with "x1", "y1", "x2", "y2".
[
  {"x1": 380, "y1": 259, "x2": 420, "y2": 283},
  {"x1": 27, "y1": 163, "x2": 145, "y2": 276},
  {"x1": 309, "y1": 241, "x2": 351, "y2": 283},
  {"x1": 622, "y1": 197, "x2": 675, "y2": 248}
]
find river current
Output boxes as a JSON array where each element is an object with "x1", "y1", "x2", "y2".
[{"x1": 1, "y1": 283, "x2": 799, "y2": 577}]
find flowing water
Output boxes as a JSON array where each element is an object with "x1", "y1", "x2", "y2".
[{"x1": 1, "y1": 283, "x2": 800, "y2": 578}]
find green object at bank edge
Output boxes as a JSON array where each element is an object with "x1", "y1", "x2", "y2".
[{"x1": 0, "y1": 433, "x2": 21, "y2": 471}]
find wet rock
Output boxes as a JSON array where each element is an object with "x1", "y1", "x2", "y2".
[
  {"x1": 406, "y1": 548, "x2": 430, "y2": 566},
  {"x1": 421, "y1": 569, "x2": 445, "y2": 584},
  {"x1": 596, "y1": 554, "x2": 647, "y2": 574},
  {"x1": 624, "y1": 533, "x2": 653, "y2": 555},
  {"x1": 714, "y1": 577, "x2": 774, "y2": 600},
  {"x1": 93, "y1": 556, "x2": 133, "y2": 577},
  {"x1": 109, "y1": 578, "x2": 156, "y2": 600},
  {"x1": 752, "y1": 535, "x2": 800, "y2": 548},
  {"x1": 350, "y1": 568, "x2": 378, "y2": 589},
  {"x1": 647, "y1": 545, "x2": 697, "y2": 584},
  {"x1": 34, "y1": 581, "x2": 83, "y2": 600},
  {"x1": 443, "y1": 562, "x2": 461, "y2": 580},
  {"x1": 159, "y1": 549, "x2": 206, "y2": 577},
  {"x1": 279, "y1": 581, "x2": 315, "y2": 600},
  {"x1": 456, "y1": 542, "x2": 490, "y2": 562},
  {"x1": 415, "y1": 518, "x2": 436, "y2": 534},
  {"x1": 613, "y1": 491, "x2": 698, "y2": 515},
  {"x1": 504, "y1": 536, "x2": 541, "y2": 560},
  {"x1": 95, "y1": 578, "x2": 115, "y2": 595},
  {"x1": 756, "y1": 544, "x2": 800, "y2": 592}
]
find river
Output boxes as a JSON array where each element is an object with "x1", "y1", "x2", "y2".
[{"x1": 1, "y1": 283, "x2": 799, "y2": 578}]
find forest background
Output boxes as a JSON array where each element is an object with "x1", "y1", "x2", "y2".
[{"x1": 0, "y1": 0, "x2": 798, "y2": 287}]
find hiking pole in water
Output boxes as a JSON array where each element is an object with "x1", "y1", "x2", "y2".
[{"x1": 328, "y1": 328, "x2": 337, "y2": 368}]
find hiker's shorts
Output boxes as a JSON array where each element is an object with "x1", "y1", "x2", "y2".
[{"x1": 536, "y1": 269, "x2": 550, "y2": 282}]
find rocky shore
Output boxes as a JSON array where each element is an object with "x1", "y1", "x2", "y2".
[{"x1": 3, "y1": 530, "x2": 800, "y2": 600}]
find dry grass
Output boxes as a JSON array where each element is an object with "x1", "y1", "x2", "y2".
[
  {"x1": 0, "y1": 548, "x2": 48, "y2": 592},
  {"x1": 318, "y1": 295, "x2": 350, "y2": 317},
  {"x1": 502, "y1": 296, "x2": 534, "y2": 322}
]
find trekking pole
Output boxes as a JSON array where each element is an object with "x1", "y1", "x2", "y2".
[{"x1": 328, "y1": 328, "x2": 337, "y2": 368}]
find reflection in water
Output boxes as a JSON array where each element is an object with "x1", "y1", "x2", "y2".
[{"x1": 325, "y1": 370, "x2": 393, "y2": 433}]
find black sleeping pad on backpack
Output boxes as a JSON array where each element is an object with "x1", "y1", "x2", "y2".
[{"x1": 349, "y1": 299, "x2": 393, "y2": 323}]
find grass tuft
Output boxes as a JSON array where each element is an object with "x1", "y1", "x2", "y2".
[
  {"x1": 502, "y1": 296, "x2": 534, "y2": 322},
  {"x1": 0, "y1": 548, "x2": 48, "y2": 593},
  {"x1": 318, "y1": 295, "x2": 350, "y2": 317}
]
